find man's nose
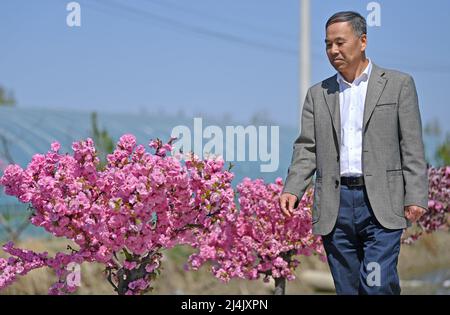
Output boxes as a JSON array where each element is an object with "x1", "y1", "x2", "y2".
[{"x1": 330, "y1": 44, "x2": 340, "y2": 56}]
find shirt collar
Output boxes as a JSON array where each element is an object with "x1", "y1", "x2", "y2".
[{"x1": 336, "y1": 58, "x2": 372, "y2": 86}]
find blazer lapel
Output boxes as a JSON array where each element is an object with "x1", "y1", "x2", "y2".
[
  {"x1": 323, "y1": 75, "x2": 341, "y2": 150},
  {"x1": 363, "y1": 63, "x2": 387, "y2": 132}
]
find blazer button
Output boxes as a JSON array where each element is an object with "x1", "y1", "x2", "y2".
[
  {"x1": 337, "y1": 156, "x2": 340, "y2": 162},
  {"x1": 335, "y1": 180, "x2": 339, "y2": 188}
]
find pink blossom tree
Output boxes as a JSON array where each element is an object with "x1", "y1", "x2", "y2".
[
  {"x1": 187, "y1": 177, "x2": 326, "y2": 295},
  {"x1": 0, "y1": 135, "x2": 235, "y2": 294},
  {"x1": 402, "y1": 166, "x2": 450, "y2": 244},
  {"x1": 0, "y1": 133, "x2": 448, "y2": 295}
]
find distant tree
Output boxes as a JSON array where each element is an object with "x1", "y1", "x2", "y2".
[
  {"x1": 435, "y1": 132, "x2": 450, "y2": 166},
  {"x1": 0, "y1": 85, "x2": 16, "y2": 107},
  {"x1": 250, "y1": 109, "x2": 275, "y2": 125},
  {"x1": 424, "y1": 118, "x2": 450, "y2": 167},
  {"x1": 424, "y1": 118, "x2": 441, "y2": 136},
  {"x1": 222, "y1": 111, "x2": 233, "y2": 123},
  {"x1": 176, "y1": 108, "x2": 186, "y2": 119},
  {"x1": 90, "y1": 112, "x2": 114, "y2": 170}
]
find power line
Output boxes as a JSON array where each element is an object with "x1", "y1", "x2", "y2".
[
  {"x1": 88, "y1": 0, "x2": 298, "y2": 56},
  {"x1": 63, "y1": 0, "x2": 450, "y2": 74},
  {"x1": 140, "y1": 0, "x2": 297, "y2": 42}
]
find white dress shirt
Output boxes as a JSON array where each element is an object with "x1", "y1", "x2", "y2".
[{"x1": 337, "y1": 59, "x2": 372, "y2": 177}]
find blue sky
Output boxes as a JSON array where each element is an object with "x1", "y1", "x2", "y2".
[{"x1": 1, "y1": 0, "x2": 449, "y2": 136}]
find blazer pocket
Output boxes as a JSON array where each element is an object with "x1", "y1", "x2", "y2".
[
  {"x1": 375, "y1": 102, "x2": 397, "y2": 111},
  {"x1": 376, "y1": 102, "x2": 397, "y2": 106},
  {"x1": 386, "y1": 170, "x2": 405, "y2": 217},
  {"x1": 386, "y1": 169, "x2": 403, "y2": 176}
]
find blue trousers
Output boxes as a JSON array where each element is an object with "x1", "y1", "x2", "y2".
[{"x1": 322, "y1": 184, "x2": 403, "y2": 295}]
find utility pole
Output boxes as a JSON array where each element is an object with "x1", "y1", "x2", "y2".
[{"x1": 299, "y1": 0, "x2": 311, "y2": 133}]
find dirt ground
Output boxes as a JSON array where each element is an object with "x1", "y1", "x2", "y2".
[{"x1": 1, "y1": 230, "x2": 449, "y2": 295}]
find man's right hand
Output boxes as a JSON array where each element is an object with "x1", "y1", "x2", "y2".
[{"x1": 279, "y1": 193, "x2": 298, "y2": 218}]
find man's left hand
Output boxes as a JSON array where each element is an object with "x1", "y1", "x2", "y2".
[{"x1": 404, "y1": 205, "x2": 427, "y2": 223}]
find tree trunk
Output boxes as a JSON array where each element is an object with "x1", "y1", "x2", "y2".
[
  {"x1": 274, "y1": 277, "x2": 286, "y2": 295},
  {"x1": 273, "y1": 250, "x2": 294, "y2": 295}
]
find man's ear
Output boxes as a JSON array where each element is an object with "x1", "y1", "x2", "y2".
[{"x1": 360, "y1": 34, "x2": 367, "y2": 52}]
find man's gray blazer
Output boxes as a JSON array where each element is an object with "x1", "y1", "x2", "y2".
[{"x1": 282, "y1": 63, "x2": 429, "y2": 235}]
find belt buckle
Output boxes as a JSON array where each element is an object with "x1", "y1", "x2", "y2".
[
  {"x1": 352, "y1": 176, "x2": 363, "y2": 187},
  {"x1": 345, "y1": 176, "x2": 359, "y2": 187}
]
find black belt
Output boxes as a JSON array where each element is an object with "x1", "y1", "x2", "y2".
[{"x1": 340, "y1": 176, "x2": 365, "y2": 187}]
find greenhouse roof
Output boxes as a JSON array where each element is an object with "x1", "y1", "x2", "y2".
[{"x1": 0, "y1": 106, "x2": 297, "y2": 206}]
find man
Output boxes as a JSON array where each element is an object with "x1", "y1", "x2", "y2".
[{"x1": 280, "y1": 11, "x2": 428, "y2": 295}]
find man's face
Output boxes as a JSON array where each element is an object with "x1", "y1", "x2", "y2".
[{"x1": 325, "y1": 21, "x2": 366, "y2": 72}]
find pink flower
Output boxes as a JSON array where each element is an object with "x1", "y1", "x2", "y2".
[
  {"x1": 51, "y1": 141, "x2": 61, "y2": 152},
  {"x1": 96, "y1": 246, "x2": 111, "y2": 262},
  {"x1": 118, "y1": 134, "x2": 136, "y2": 153}
]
